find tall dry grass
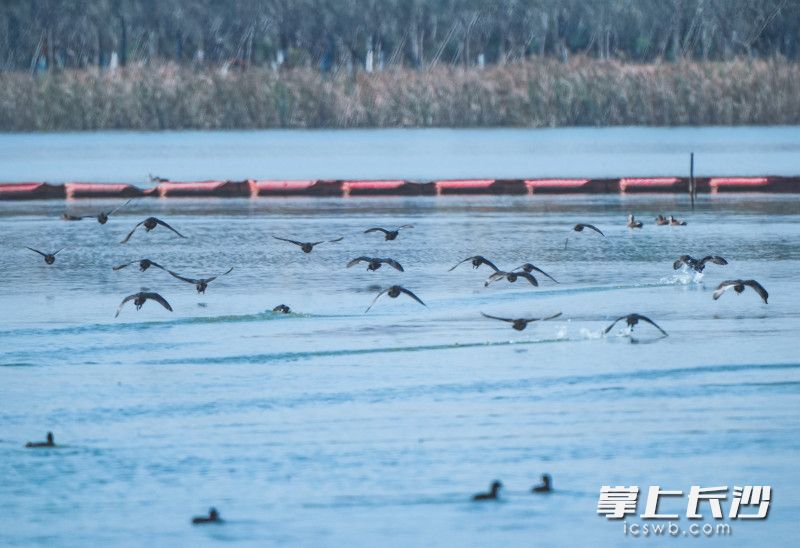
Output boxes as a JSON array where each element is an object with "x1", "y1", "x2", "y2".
[{"x1": 0, "y1": 57, "x2": 797, "y2": 130}]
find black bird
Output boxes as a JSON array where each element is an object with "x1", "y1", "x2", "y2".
[
  {"x1": 668, "y1": 215, "x2": 687, "y2": 226},
  {"x1": 472, "y1": 481, "x2": 502, "y2": 501},
  {"x1": 192, "y1": 508, "x2": 221, "y2": 525},
  {"x1": 26, "y1": 247, "x2": 63, "y2": 265},
  {"x1": 113, "y1": 259, "x2": 167, "y2": 272},
  {"x1": 365, "y1": 285, "x2": 426, "y2": 312},
  {"x1": 115, "y1": 292, "x2": 173, "y2": 317},
  {"x1": 167, "y1": 267, "x2": 233, "y2": 293},
  {"x1": 673, "y1": 255, "x2": 728, "y2": 273},
  {"x1": 481, "y1": 312, "x2": 562, "y2": 331},
  {"x1": 604, "y1": 314, "x2": 668, "y2": 337},
  {"x1": 512, "y1": 263, "x2": 559, "y2": 283},
  {"x1": 364, "y1": 225, "x2": 413, "y2": 241},
  {"x1": 627, "y1": 214, "x2": 643, "y2": 229},
  {"x1": 121, "y1": 217, "x2": 186, "y2": 243},
  {"x1": 573, "y1": 223, "x2": 605, "y2": 236},
  {"x1": 532, "y1": 474, "x2": 552, "y2": 493},
  {"x1": 484, "y1": 271, "x2": 538, "y2": 287},
  {"x1": 96, "y1": 199, "x2": 133, "y2": 224},
  {"x1": 655, "y1": 214, "x2": 669, "y2": 226},
  {"x1": 273, "y1": 235, "x2": 343, "y2": 253},
  {"x1": 273, "y1": 304, "x2": 291, "y2": 314},
  {"x1": 713, "y1": 279, "x2": 768, "y2": 304},
  {"x1": 25, "y1": 432, "x2": 55, "y2": 448},
  {"x1": 347, "y1": 257, "x2": 404, "y2": 272},
  {"x1": 449, "y1": 255, "x2": 499, "y2": 272}
]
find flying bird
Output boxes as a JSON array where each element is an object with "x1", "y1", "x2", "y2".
[
  {"x1": 347, "y1": 257, "x2": 404, "y2": 272},
  {"x1": 272, "y1": 235, "x2": 343, "y2": 253},
  {"x1": 167, "y1": 267, "x2": 233, "y2": 293},
  {"x1": 655, "y1": 214, "x2": 669, "y2": 226},
  {"x1": 481, "y1": 312, "x2": 562, "y2": 331},
  {"x1": 512, "y1": 263, "x2": 559, "y2": 283},
  {"x1": 95, "y1": 199, "x2": 133, "y2": 224},
  {"x1": 668, "y1": 215, "x2": 687, "y2": 226},
  {"x1": 26, "y1": 247, "x2": 63, "y2": 265},
  {"x1": 365, "y1": 285, "x2": 426, "y2": 312},
  {"x1": 627, "y1": 214, "x2": 643, "y2": 229},
  {"x1": 472, "y1": 481, "x2": 502, "y2": 501},
  {"x1": 604, "y1": 314, "x2": 668, "y2": 337},
  {"x1": 115, "y1": 292, "x2": 173, "y2": 317},
  {"x1": 448, "y1": 255, "x2": 499, "y2": 272},
  {"x1": 713, "y1": 279, "x2": 768, "y2": 304},
  {"x1": 121, "y1": 217, "x2": 186, "y2": 243},
  {"x1": 364, "y1": 225, "x2": 413, "y2": 241},
  {"x1": 484, "y1": 271, "x2": 538, "y2": 287},
  {"x1": 113, "y1": 258, "x2": 167, "y2": 272},
  {"x1": 673, "y1": 255, "x2": 728, "y2": 273},
  {"x1": 573, "y1": 223, "x2": 605, "y2": 236}
]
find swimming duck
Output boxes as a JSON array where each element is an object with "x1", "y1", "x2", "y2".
[
  {"x1": 626, "y1": 214, "x2": 643, "y2": 229},
  {"x1": 668, "y1": 215, "x2": 687, "y2": 226},
  {"x1": 472, "y1": 481, "x2": 502, "y2": 501},
  {"x1": 365, "y1": 285, "x2": 426, "y2": 312},
  {"x1": 484, "y1": 271, "x2": 538, "y2": 287},
  {"x1": 347, "y1": 257, "x2": 404, "y2": 272},
  {"x1": 449, "y1": 256, "x2": 499, "y2": 272},
  {"x1": 26, "y1": 247, "x2": 63, "y2": 265},
  {"x1": 655, "y1": 215, "x2": 669, "y2": 225},
  {"x1": 121, "y1": 217, "x2": 187, "y2": 243},
  {"x1": 673, "y1": 255, "x2": 727, "y2": 273},
  {"x1": 481, "y1": 312, "x2": 562, "y2": 331},
  {"x1": 113, "y1": 259, "x2": 167, "y2": 272},
  {"x1": 273, "y1": 304, "x2": 291, "y2": 314},
  {"x1": 191, "y1": 508, "x2": 221, "y2": 524},
  {"x1": 572, "y1": 223, "x2": 605, "y2": 236},
  {"x1": 272, "y1": 235, "x2": 343, "y2": 253},
  {"x1": 61, "y1": 213, "x2": 83, "y2": 221},
  {"x1": 167, "y1": 267, "x2": 233, "y2": 293},
  {"x1": 364, "y1": 225, "x2": 413, "y2": 241},
  {"x1": 512, "y1": 263, "x2": 559, "y2": 283},
  {"x1": 532, "y1": 474, "x2": 552, "y2": 493},
  {"x1": 604, "y1": 314, "x2": 668, "y2": 337},
  {"x1": 25, "y1": 432, "x2": 55, "y2": 448},
  {"x1": 713, "y1": 279, "x2": 768, "y2": 304},
  {"x1": 115, "y1": 292, "x2": 173, "y2": 317}
]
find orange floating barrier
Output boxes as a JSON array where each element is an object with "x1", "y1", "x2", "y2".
[
  {"x1": 619, "y1": 177, "x2": 688, "y2": 193},
  {"x1": 249, "y1": 179, "x2": 343, "y2": 197},
  {"x1": 342, "y1": 180, "x2": 432, "y2": 196},
  {"x1": 0, "y1": 182, "x2": 65, "y2": 200},
  {"x1": 708, "y1": 177, "x2": 798, "y2": 192},
  {"x1": 65, "y1": 182, "x2": 143, "y2": 199},
  {"x1": 156, "y1": 180, "x2": 250, "y2": 198},
  {"x1": 435, "y1": 179, "x2": 526, "y2": 195},
  {"x1": 525, "y1": 178, "x2": 617, "y2": 193}
]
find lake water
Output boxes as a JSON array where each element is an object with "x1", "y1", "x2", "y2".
[
  {"x1": 1, "y1": 187, "x2": 798, "y2": 545},
  {"x1": 0, "y1": 126, "x2": 799, "y2": 183}
]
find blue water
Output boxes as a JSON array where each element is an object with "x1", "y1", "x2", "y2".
[
  {"x1": 0, "y1": 126, "x2": 799, "y2": 183},
  {"x1": 1, "y1": 192, "x2": 798, "y2": 546}
]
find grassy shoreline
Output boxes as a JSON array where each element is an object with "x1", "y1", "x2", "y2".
[{"x1": 1, "y1": 57, "x2": 798, "y2": 131}]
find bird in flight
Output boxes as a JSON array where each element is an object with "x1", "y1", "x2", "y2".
[
  {"x1": 115, "y1": 292, "x2": 173, "y2": 317},
  {"x1": 668, "y1": 215, "x2": 687, "y2": 226},
  {"x1": 26, "y1": 247, "x2": 63, "y2": 265},
  {"x1": 365, "y1": 285, "x2": 426, "y2": 312},
  {"x1": 713, "y1": 279, "x2": 768, "y2": 304},
  {"x1": 673, "y1": 255, "x2": 728, "y2": 273},
  {"x1": 61, "y1": 199, "x2": 133, "y2": 224},
  {"x1": 364, "y1": 225, "x2": 413, "y2": 241},
  {"x1": 347, "y1": 257, "x2": 404, "y2": 272},
  {"x1": 481, "y1": 312, "x2": 562, "y2": 331},
  {"x1": 604, "y1": 314, "x2": 668, "y2": 337},
  {"x1": 573, "y1": 223, "x2": 605, "y2": 236},
  {"x1": 626, "y1": 214, "x2": 643, "y2": 229},
  {"x1": 272, "y1": 235, "x2": 343, "y2": 253},
  {"x1": 512, "y1": 263, "x2": 559, "y2": 283},
  {"x1": 121, "y1": 217, "x2": 187, "y2": 243},
  {"x1": 167, "y1": 267, "x2": 233, "y2": 294},
  {"x1": 484, "y1": 271, "x2": 538, "y2": 287},
  {"x1": 113, "y1": 258, "x2": 167, "y2": 272},
  {"x1": 448, "y1": 255, "x2": 499, "y2": 272}
]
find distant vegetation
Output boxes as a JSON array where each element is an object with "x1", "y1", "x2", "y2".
[{"x1": 0, "y1": 1, "x2": 798, "y2": 130}]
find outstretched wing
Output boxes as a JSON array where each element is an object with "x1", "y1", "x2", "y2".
[
  {"x1": 120, "y1": 220, "x2": 145, "y2": 243},
  {"x1": 52, "y1": 248, "x2": 64, "y2": 256},
  {"x1": 115, "y1": 294, "x2": 138, "y2": 317},
  {"x1": 673, "y1": 255, "x2": 692, "y2": 270},
  {"x1": 272, "y1": 236, "x2": 304, "y2": 247},
  {"x1": 448, "y1": 257, "x2": 474, "y2": 271},
  {"x1": 166, "y1": 270, "x2": 199, "y2": 285},
  {"x1": 142, "y1": 292, "x2": 173, "y2": 312},
  {"x1": 154, "y1": 218, "x2": 187, "y2": 238},
  {"x1": 397, "y1": 224, "x2": 414, "y2": 230},
  {"x1": 481, "y1": 312, "x2": 515, "y2": 323},
  {"x1": 635, "y1": 314, "x2": 668, "y2": 336},
  {"x1": 713, "y1": 280, "x2": 740, "y2": 300},
  {"x1": 364, "y1": 227, "x2": 389, "y2": 235},
  {"x1": 603, "y1": 316, "x2": 627, "y2": 334},
  {"x1": 113, "y1": 261, "x2": 135, "y2": 271},
  {"x1": 106, "y1": 198, "x2": 133, "y2": 216},
  {"x1": 535, "y1": 312, "x2": 563, "y2": 322},
  {"x1": 580, "y1": 223, "x2": 605, "y2": 236},
  {"x1": 516, "y1": 264, "x2": 558, "y2": 283},
  {"x1": 203, "y1": 267, "x2": 234, "y2": 283},
  {"x1": 327, "y1": 237, "x2": 344, "y2": 243},
  {"x1": 382, "y1": 259, "x2": 404, "y2": 272},
  {"x1": 398, "y1": 287, "x2": 426, "y2": 307},
  {"x1": 347, "y1": 257, "x2": 372, "y2": 268},
  {"x1": 364, "y1": 288, "x2": 391, "y2": 313},
  {"x1": 519, "y1": 272, "x2": 539, "y2": 286},
  {"x1": 700, "y1": 256, "x2": 728, "y2": 267},
  {"x1": 25, "y1": 246, "x2": 46, "y2": 257},
  {"x1": 484, "y1": 271, "x2": 508, "y2": 286},
  {"x1": 743, "y1": 280, "x2": 769, "y2": 303}
]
